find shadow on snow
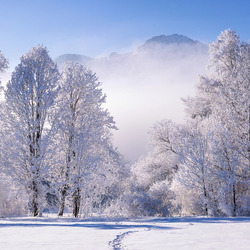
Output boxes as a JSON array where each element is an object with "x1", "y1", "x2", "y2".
[
  {"x1": 0, "y1": 216, "x2": 249, "y2": 230},
  {"x1": 0, "y1": 222, "x2": 173, "y2": 230}
]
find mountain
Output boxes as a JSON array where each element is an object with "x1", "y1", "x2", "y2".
[
  {"x1": 54, "y1": 54, "x2": 92, "y2": 67},
  {"x1": 137, "y1": 34, "x2": 207, "y2": 53},
  {"x1": 55, "y1": 34, "x2": 207, "y2": 66},
  {"x1": 144, "y1": 34, "x2": 198, "y2": 45}
]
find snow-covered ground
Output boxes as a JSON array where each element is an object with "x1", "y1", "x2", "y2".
[{"x1": 0, "y1": 216, "x2": 249, "y2": 250}]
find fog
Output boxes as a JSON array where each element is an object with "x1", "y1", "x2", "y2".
[
  {"x1": 0, "y1": 71, "x2": 11, "y2": 99},
  {"x1": 0, "y1": 43, "x2": 209, "y2": 163},
  {"x1": 90, "y1": 43, "x2": 209, "y2": 162}
]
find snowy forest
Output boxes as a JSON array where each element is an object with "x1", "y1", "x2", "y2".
[{"x1": 0, "y1": 29, "x2": 249, "y2": 218}]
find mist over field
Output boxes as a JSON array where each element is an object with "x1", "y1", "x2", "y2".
[
  {"x1": 56, "y1": 35, "x2": 209, "y2": 161},
  {"x1": 92, "y1": 40, "x2": 209, "y2": 161}
]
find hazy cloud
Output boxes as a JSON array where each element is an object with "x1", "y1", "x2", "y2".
[
  {"x1": 1, "y1": 42, "x2": 209, "y2": 163},
  {"x1": 89, "y1": 43, "x2": 209, "y2": 162}
]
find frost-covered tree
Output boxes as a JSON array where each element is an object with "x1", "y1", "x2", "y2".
[
  {"x1": 175, "y1": 119, "x2": 217, "y2": 215},
  {"x1": 0, "y1": 50, "x2": 8, "y2": 73},
  {"x1": 0, "y1": 50, "x2": 8, "y2": 92},
  {"x1": 127, "y1": 120, "x2": 179, "y2": 216},
  {"x1": 132, "y1": 29, "x2": 249, "y2": 217},
  {"x1": 56, "y1": 62, "x2": 118, "y2": 217},
  {"x1": 3, "y1": 45, "x2": 60, "y2": 216},
  {"x1": 182, "y1": 29, "x2": 250, "y2": 216},
  {"x1": 0, "y1": 171, "x2": 26, "y2": 217}
]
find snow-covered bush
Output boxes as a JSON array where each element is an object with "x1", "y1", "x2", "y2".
[{"x1": 0, "y1": 175, "x2": 26, "y2": 217}]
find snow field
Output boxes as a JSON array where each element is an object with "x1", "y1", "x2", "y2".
[
  {"x1": 0, "y1": 217, "x2": 249, "y2": 250},
  {"x1": 124, "y1": 219, "x2": 250, "y2": 249}
]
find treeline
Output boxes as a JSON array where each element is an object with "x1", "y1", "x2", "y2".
[
  {"x1": 0, "y1": 29, "x2": 249, "y2": 218},
  {"x1": 0, "y1": 46, "x2": 122, "y2": 217}
]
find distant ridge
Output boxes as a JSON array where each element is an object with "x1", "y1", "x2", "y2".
[
  {"x1": 146, "y1": 34, "x2": 198, "y2": 45},
  {"x1": 54, "y1": 54, "x2": 92, "y2": 66},
  {"x1": 137, "y1": 34, "x2": 205, "y2": 52},
  {"x1": 55, "y1": 34, "x2": 207, "y2": 66}
]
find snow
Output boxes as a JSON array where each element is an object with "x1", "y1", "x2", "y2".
[{"x1": 0, "y1": 216, "x2": 249, "y2": 250}]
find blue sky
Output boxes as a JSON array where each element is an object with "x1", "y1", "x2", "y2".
[
  {"x1": 0, "y1": 0, "x2": 249, "y2": 161},
  {"x1": 0, "y1": 0, "x2": 249, "y2": 68}
]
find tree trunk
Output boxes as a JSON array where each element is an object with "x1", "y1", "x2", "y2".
[
  {"x1": 72, "y1": 188, "x2": 81, "y2": 218},
  {"x1": 58, "y1": 159, "x2": 70, "y2": 216},
  {"x1": 33, "y1": 199, "x2": 39, "y2": 216},
  {"x1": 201, "y1": 165, "x2": 209, "y2": 216},
  {"x1": 203, "y1": 185, "x2": 208, "y2": 216},
  {"x1": 32, "y1": 180, "x2": 39, "y2": 217},
  {"x1": 58, "y1": 187, "x2": 67, "y2": 216},
  {"x1": 58, "y1": 133, "x2": 74, "y2": 216},
  {"x1": 232, "y1": 183, "x2": 237, "y2": 217}
]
